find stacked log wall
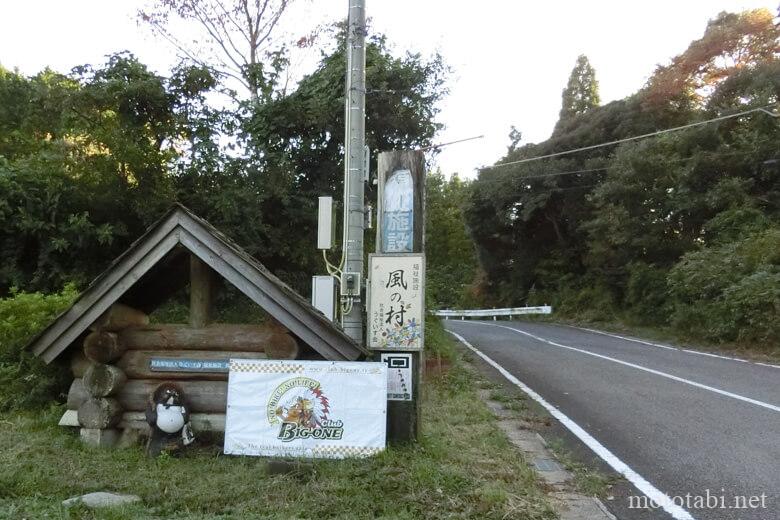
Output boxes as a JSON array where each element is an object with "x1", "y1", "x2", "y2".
[{"x1": 66, "y1": 315, "x2": 299, "y2": 433}]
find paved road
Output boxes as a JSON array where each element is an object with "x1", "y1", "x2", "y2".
[{"x1": 443, "y1": 320, "x2": 780, "y2": 520}]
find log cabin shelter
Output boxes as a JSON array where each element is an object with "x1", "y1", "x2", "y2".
[
  {"x1": 25, "y1": 204, "x2": 367, "y2": 442},
  {"x1": 29, "y1": 203, "x2": 366, "y2": 363}
]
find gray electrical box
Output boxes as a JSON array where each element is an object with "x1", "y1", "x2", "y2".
[
  {"x1": 317, "y1": 196, "x2": 334, "y2": 250},
  {"x1": 312, "y1": 275, "x2": 336, "y2": 322},
  {"x1": 341, "y1": 272, "x2": 361, "y2": 297}
]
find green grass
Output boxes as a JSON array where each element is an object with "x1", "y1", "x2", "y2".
[
  {"x1": 0, "y1": 323, "x2": 555, "y2": 520},
  {"x1": 545, "y1": 439, "x2": 617, "y2": 498}
]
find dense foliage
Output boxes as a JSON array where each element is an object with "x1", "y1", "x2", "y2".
[
  {"x1": 0, "y1": 31, "x2": 445, "y2": 297},
  {"x1": 425, "y1": 172, "x2": 479, "y2": 308},
  {"x1": 555, "y1": 54, "x2": 600, "y2": 133},
  {"x1": 466, "y1": 9, "x2": 779, "y2": 348},
  {"x1": 0, "y1": 285, "x2": 77, "y2": 410}
]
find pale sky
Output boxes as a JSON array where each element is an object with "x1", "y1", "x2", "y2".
[{"x1": 0, "y1": 1, "x2": 774, "y2": 177}]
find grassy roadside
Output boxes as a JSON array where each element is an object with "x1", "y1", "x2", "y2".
[
  {"x1": 0, "y1": 321, "x2": 555, "y2": 520},
  {"x1": 457, "y1": 351, "x2": 617, "y2": 500}
]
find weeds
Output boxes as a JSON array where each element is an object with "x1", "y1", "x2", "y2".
[{"x1": 0, "y1": 322, "x2": 555, "y2": 520}]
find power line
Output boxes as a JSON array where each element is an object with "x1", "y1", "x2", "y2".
[
  {"x1": 480, "y1": 103, "x2": 779, "y2": 171},
  {"x1": 527, "y1": 183, "x2": 603, "y2": 193},
  {"x1": 514, "y1": 167, "x2": 608, "y2": 181},
  {"x1": 511, "y1": 148, "x2": 772, "y2": 182},
  {"x1": 516, "y1": 153, "x2": 770, "y2": 195},
  {"x1": 419, "y1": 134, "x2": 484, "y2": 152}
]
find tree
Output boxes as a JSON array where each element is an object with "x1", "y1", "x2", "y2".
[
  {"x1": 425, "y1": 171, "x2": 478, "y2": 308},
  {"x1": 556, "y1": 55, "x2": 600, "y2": 126},
  {"x1": 139, "y1": 0, "x2": 293, "y2": 99},
  {"x1": 174, "y1": 31, "x2": 447, "y2": 292},
  {"x1": 465, "y1": 8, "x2": 779, "y2": 345},
  {"x1": 0, "y1": 54, "x2": 206, "y2": 293},
  {"x1": 643, "y1": 8, "x2": 779, "y2": 109}
]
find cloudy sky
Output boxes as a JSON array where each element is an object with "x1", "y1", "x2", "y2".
[{"x1": 0, "y1": 1, "x2": 774, "y2": 177}]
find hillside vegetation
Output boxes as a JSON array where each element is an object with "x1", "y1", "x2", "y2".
[{"x1": 462, "y1": 9, "x2": 779, "y2": 351}]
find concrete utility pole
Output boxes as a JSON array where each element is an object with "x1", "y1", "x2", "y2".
[{"x1": 341, "y1": 0, "x2": 367, "y2": 344}]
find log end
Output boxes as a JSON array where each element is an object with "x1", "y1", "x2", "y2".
[
  {"x1": 83, "y1": 364, "x2": 127, "y2": 397},
  {"x1": 84, "y1": 331, "x2": 126, "y2": 363},
  {"x1": 91, "y1": 304, "x2": 149, "y2": 332},
  {"x1": 265, "y1": 333, "x2": 300, "y2": 360},
  {"x1": 78, "y1": 397, "x2": 123, "y2": 429}
]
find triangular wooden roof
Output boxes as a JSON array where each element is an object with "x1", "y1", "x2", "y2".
[{"x1": 29, "y1": 204, "x2": 367, "y2": 363}]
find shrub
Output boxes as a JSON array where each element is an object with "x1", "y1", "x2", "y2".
[
  {"x1": 625, "y1": 262, "x2": 669, "y2": 325},
  {"x1": 425, "y1": 316, "x2": 456, "y2": 362},
  {"x1": 668, "y1": 227, "x2": 780, "y2": 348},
  {"x1": 721, "y1": 270, "x2": 780, "y2": 345},
  {"x1": 0, "y1": 284, "x2": 78, "y2": 411},
  {"x1": 553, "y1": 280, "x2": 617, "y2": 322}
]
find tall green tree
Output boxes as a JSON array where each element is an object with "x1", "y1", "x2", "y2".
[
  {"x1": 556, "y1": 55, "x2": 600, "y2": 128},
  {"x1": 1, "y1": 25, "x2": 446, "y2": 300},
  {"x1": 425, "y1": 171, "x2": 478, "y2": 308}
]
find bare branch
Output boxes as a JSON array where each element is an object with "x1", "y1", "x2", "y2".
[
  {"x1": 214, "y1": 1, "x2": 252, "y2": 45},
  {"x1": 138, "y1": 0, "x2": 293, "y2": 99},
  {"x1": 189, "y1": 2, "x2": 248, "y2": 74}
]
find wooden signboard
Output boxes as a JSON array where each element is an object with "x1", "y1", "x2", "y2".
[
  {"x1": 373, "y1": 150, "x2": 426, "y2": 444},
  {"x1": 367, "y1": 254, "x2": 425, "y2": 351}
]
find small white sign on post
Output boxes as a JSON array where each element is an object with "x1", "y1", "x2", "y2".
[
  {"x1": 381, "y1": 353, "x2": 413, "y2": 401},
  {"x1": 368, "y1": 254, "x2": 425, "y2": 351},
  {"x1": 224, "y1": 360, "x2": 387, "y2": 459}
]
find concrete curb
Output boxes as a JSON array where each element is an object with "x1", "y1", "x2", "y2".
[{"x1": 474, "y1": 381, "x2": 617, "y2": 519}]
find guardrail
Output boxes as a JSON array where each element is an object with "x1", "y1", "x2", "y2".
[{"x1": 432, "y1": 306, "x2": 552, "y2": 320}]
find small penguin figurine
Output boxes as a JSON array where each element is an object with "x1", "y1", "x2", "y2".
[{"x1": 145, "y1": 382, "x2": 195, "y2": 457}]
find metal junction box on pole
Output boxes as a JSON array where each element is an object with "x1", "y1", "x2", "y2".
[{"x1": 312, "y1": 275, "x2": 337, "y2": 322}]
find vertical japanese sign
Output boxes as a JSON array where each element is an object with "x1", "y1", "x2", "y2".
[
  {"x1": 381, "y1": 169, "x2": 414, "y2": 252},
  {"x1": 368, "y1": 254, "x2": 425, "y2": 350}
]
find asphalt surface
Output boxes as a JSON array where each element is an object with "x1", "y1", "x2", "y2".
[{"x1": 444, "y1": 320, "x2": 780, "y2": 520}]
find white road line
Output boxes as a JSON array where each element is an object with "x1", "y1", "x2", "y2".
[
  {"x1": 471, "y1": 322, "x2": 780, "y2": 414},
  {"x1": 447, "y1": 330, "x2": 696, "y2": 520},
  {"x1": 573, "y1": 326, "x2": 780, "y2": 368}
]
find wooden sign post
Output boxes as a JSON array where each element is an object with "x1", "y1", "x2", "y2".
[{"x1": 370, "y1": 150, "x2": 425, "y2": 444}]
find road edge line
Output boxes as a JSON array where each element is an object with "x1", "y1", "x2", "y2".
[
  {"x1": 447, "y1": 329, "x2": 695, "y2": 520},
  {"x1": 572, "y1": 325, "x2": 779, "y2": 369},
  {"x1": 476, "y1": 322, "x2": 780, "y2": 414}
]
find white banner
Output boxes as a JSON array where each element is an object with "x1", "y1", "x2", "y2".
[{"x1": 224, "y1": 360, "x2": 387, "y2": 459}]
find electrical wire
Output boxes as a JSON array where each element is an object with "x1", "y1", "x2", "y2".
[
  {"x1": 479, "y1": 103, "x2": 779, "y2": 171},
  {"x1": 513, "y1": 167, "x2": 608, "y2": 180},
  {"x1": 419, "y1": 135, "x2": 484, "y2": 152},
  {"x1": 504, "y1": 147, "x2": 774, "y2": 182},
  {"x1": 322, "y1": 249, "x2": 342, "y2": 277},
  {"x1": 341, "y1": 297, "x2": 353, "y2": 315},
  {"x1": 515, "y1": 183, "x2": 604, "y2": 194}
]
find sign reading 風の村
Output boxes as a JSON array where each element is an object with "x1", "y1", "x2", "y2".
[
  {"x1": 368, "y1": 254, "x2": 425, "y2": 351},
  {"x1": 224, "y1": 359, "x2": 387, "y2": 459}
]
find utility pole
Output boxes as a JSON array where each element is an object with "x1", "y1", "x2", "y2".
[{"x1": 340, "y1": 0, "x2": 367, "y2": 345}]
